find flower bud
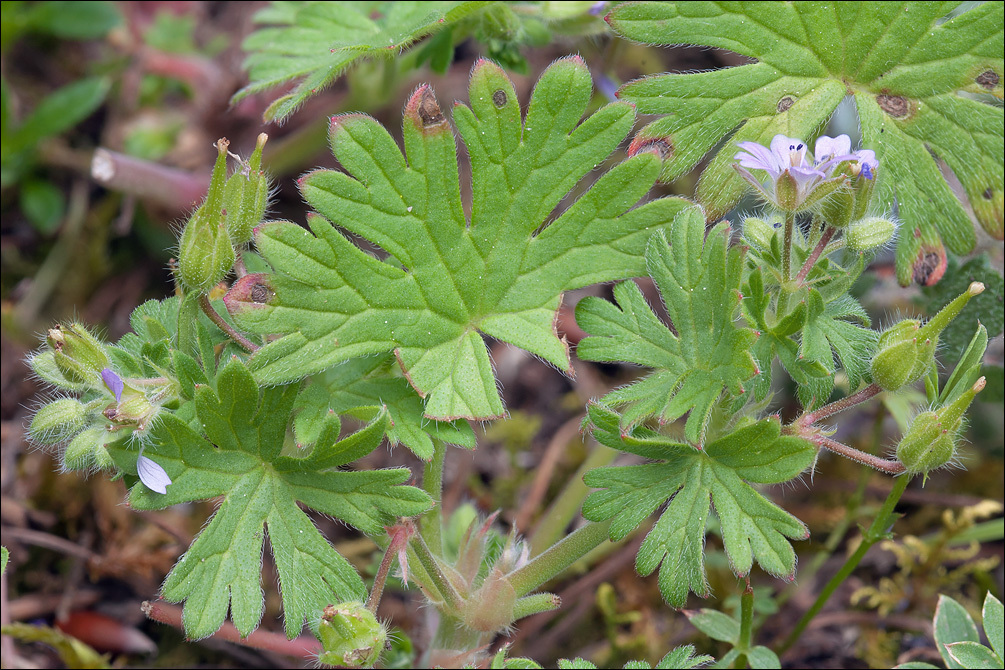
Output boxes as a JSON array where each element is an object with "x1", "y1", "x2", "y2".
[
  {"x1": 177, "y1": 139, "x2": 236, "y2": 293},
  {"x1": 819, "y1": 188, "x2": 855, "y2": 229},
  {"x1": 30, "y1": 398, "x2": 87, "y2": 445},
  {"x1": 223, "y1": 133, "x2": 269, "y2": 245},
  {"x1": 846, "y1": 216, "x2": 896, "y2": 252},
  {"x1": 897, "y1": 377, "x2": 985, "y2": 478},
  {"x1": 64, "y1": 425, "x2": 114, "y2": 471},
  {"x1": 871, "y1": 319, "x2": 932, "y2": 391},
  {"x1": 46, "y1": 323, "x2": 110, "y2": 385},
  {"x1": 871, "y1": 283, "x2": 984, "y2": 391},
  {"x1": 317, "y1": 602, "x2": 386, "y2": 668},
  {"x1": 897, "y1": 411, "x2": 955, "y2": 476},
  {"x1": 743, "y1": 216, "x2": 776, "y2": 252},
  {"x1": 103, "y1": 390, "x2": 160, "y2": 432},
  {"x1": 29, "y1": 350, "x2": 89, "y2": 392}
]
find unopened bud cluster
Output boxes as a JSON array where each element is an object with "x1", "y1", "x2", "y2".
[
  {"x1": 177, "y1": 135, "x2": 269, "y2": 293},
  {"x1": 28, "y1": 322, "x2": 176, "y2": 473}
]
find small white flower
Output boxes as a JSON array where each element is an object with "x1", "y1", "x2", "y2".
[{"x1": 137, "y1": 448, "x2": 172, "y2": 494}]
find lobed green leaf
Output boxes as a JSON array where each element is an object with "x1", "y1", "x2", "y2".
[
  {"x1": 609, "y1": 1, "x2": 1004, "y2": 283},
  {"x1": 230, "y1": 57, "x2": 690, "y2": 420},
  {"x1": 575, "y1": 207, "x2": 757, "y2": 444},
  {"x1": 582, "y1": 405, "x2": 813, "y2": 607}
]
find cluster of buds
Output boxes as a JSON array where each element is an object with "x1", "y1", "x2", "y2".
[
  {"x1": 735, "y1": 134, "x2": 895, "y2": 252},
  {"x1": 870, "y1": 282, "x2": 985, "y2": 391},
  {"x1": 28, "y1": 323, "x2": 174, "y2": 493},
  {"x1": 177, "y1": 134, "x2": 268, "y2": 293}
]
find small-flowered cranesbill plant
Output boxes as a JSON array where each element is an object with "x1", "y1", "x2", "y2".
[{"x1": 20, "y1": 2, "x2": 1002, "y2": 668}]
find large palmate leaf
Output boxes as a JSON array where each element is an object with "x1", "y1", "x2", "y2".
[
  {"x1": 108, "y1": 359, "x2": 431, "y2": 640},
  {"x1": 583, "y1": 404, "x2": 814, "y2": 608},
  {"x1": 575, "y1": 207, "x2": 757, "y2": 445},
  {"x1": 228, "y1": 57, "x2": 690, "y2": 420},
  {"x1": 235, "y1": 1, "x2": 490, "y2": 123},
  {"x1": 608, "y1": 1, "x2": 1004, "y2": 284}
]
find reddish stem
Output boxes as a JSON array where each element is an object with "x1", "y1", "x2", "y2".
[
  {"x1": 814, "y1": 435, "x2": 906, "y2": 475},
  {"x1": 796, "y1": 225, "x2": 836, "y2": 284},
  {"x1": 142, "y1": 601, "x2": 320, "y2": 657},
  {"x1": 798, "y1": 383, "x2": 883, "y2": 429},
  {"x1": 91, "y1": 148, "x2": 209, "y2": 211},
  {"x1": 199, "y1": 294, "x2": 259, "y2": 353}
]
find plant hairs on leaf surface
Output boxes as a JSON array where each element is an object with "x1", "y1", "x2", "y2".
[{"x1": 227, "y1": 56, "x2": 692, "y2": 421}]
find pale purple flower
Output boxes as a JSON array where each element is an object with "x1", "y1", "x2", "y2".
[
  {"x1": 137, "y1": 448, "x2": 172, "y2": 494},
  {"x1": 734, "y1": 134, "x2": 879, "y2": 211},
  {"x1": 101, "y1": 368, "x2": 123, "y2": 402},
  {"x1": 814, "y1": 134, "x2": 877, "y2": 180}
]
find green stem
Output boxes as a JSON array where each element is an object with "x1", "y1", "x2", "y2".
[
  {"x1": 735, "y1": 582, "x2": 754, "y2": 668},
  {"x1": 420, "y1": 439, "x2": 446, "y2": 554},
  {"x1": 512, "y1": 593, "x2": 561, "y2": 620},
  {"x1": 782, "y1": 211, "x2": 795, "y2": 282},
  {"x1": 779, "y1": 474, "x2": 911, "y2": 653},
  {"x1": 530, "y1": 443, "x2": 617, "y2": 555},
  {"x1": 410, "y1": 530, "x2": 463, "y2": 613},
  {"x1": 508, "y1": 519, "x2": 612, "y2": 598}
]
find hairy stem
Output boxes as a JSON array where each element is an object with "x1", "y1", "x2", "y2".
[
  {"x1": 509, "y1": 519, "x2": 612, "y2": 598},
  {"x1": 814, "y1": 435, "x2": 906, "y2": 475},
  {"x1": 798, "y1": 383, "x2": 883, "y2": 427},
  {"x1": 410, "y1": 530, "x2": 463, "y2": 613},
  {"x1": 782, "y1": 211, "x2": 795, "y2": 282},
  {"x1": 142, "y1": 601, "x2": 319, "y2": 657},
  {"x1": 795, "y1": 226, "x2": 836, "y2": 285},
  {"x1": 420, "y1": 439, "x2": 446, "y2": 554},
  {"x1": 735, "y1": 582, "x2": 754, "y2": 668},
  {"x1": 366, "y1": 524, "x2": 412, "y2": 614},
  {"x1": 530, "y1": 442, "x2": 618, "y2": 555},
  {"x1": 198, "y1": 294, "x2": 259, "y2": 353},
  {"x1": 779, "y1": 474, "x2": 911, "y2": 653}
]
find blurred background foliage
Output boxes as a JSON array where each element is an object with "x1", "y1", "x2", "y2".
[{"x1": 1, "y1": 2, "x2": 1001, "y2": 668}]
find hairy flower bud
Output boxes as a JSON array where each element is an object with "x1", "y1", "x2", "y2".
[
  {"x1": 317, "y1": 602, "x2": 386, "y2": 668},
  {"x1": 743, "y1": 216, "x2": 776, "y2": 252},
  {"x1": 64, "y1": 425, "x2": 115, "y2": 471},
  {"x1": 177, "y1": 139, "x2": 236, "y2": 293},
  {"x1": 46, "y1": 323, "x2": 110, "y2": 386},
  {"x1": 871, "y1": 320, "x2": 930, "y2": 391},
  {"x1": 223, "y1": 133, "x2": 269, "y2": 245},
  {"x1": 871, "y1": 282, "x2": 985, "y2": 391},
  {"x1": 30, "y1": 398, "x2": 87, "y2": 445},
  {"x1": 897, "y1": 377, "x2": 985, "y2": 477},
  {"x1": 846, "y1": 216, "x2": 896, "y2": 252}
]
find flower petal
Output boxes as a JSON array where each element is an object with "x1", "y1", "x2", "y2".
[
  {"x1": 770, "y1": 135, "x2": 810, "y2": 168},
  {"x1": 101, "y1": 368, "x2": 123, "y2": 403},
  {"x1": 137, "y1": 453, "x2": 172, "y2": 494},
  {"x1": 814, "y1": 134, "x2": 852, "y2": 163},
  {"x1": 735, "y1": 141, "x2": 781, "y2": 176}
]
